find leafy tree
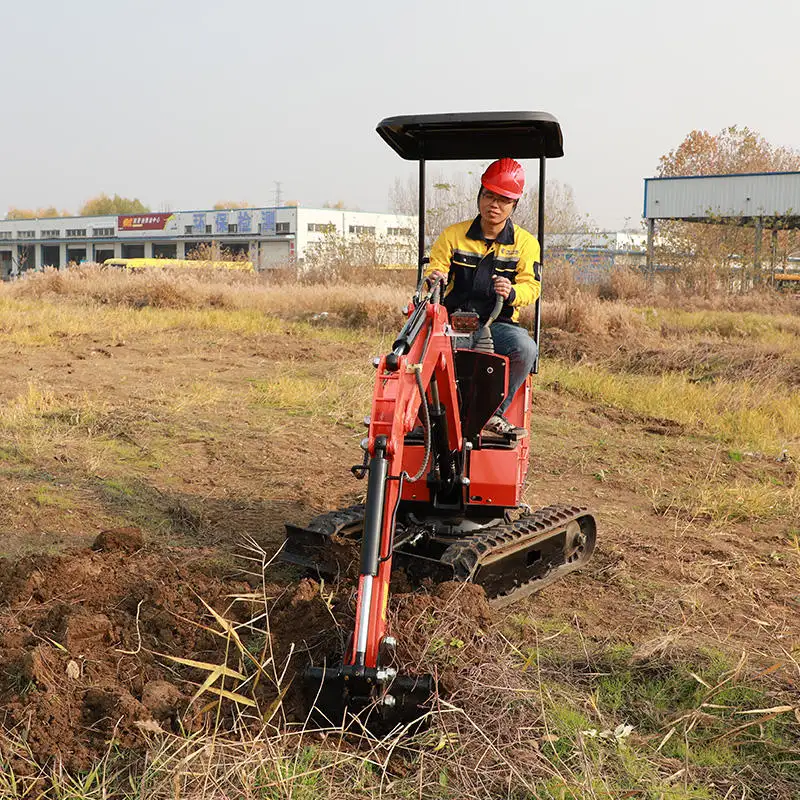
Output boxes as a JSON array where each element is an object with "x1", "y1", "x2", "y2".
[
  {"x1": 323, "y1": 200, "x2": 346, "y2": 209},
  {"x1": 79, "y1": 194, "x2": 150, "y2": 216},
  {"x1": 656, "y1": 126, "x2": 800, "y2": 293},
  {"x1": 212, "y1": 201, "x2": 252, "y2": 210},
  {"x1": 658, "y1": 126, "x2": 800, "y2": 177},
  {"x1": 6, "y1": 206, "x2": 68, "y2": 219}
]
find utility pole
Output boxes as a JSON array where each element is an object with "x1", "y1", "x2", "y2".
[{"x1": 273, "y1": 181, "x2": 283, "y2": 207}]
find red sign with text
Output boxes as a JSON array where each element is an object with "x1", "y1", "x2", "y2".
[{"x1": 118, "y1": 213, "x2": 175, "y2": 231}]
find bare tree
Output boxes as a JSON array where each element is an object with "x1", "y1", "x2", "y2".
[{"x1": 389, "y1": 168, "x2": 592, "y2": 245}]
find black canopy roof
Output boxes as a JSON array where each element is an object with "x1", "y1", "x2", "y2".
[{"x1": 376, "y1": 111, "x2": 564, "y2": 161}]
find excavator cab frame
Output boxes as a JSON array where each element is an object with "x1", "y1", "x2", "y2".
[{"x1": 376, "y1": 110, "x2": 565, "y2": 373}]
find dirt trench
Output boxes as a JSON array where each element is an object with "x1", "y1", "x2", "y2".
[{"x1": 0, "y1": 529, "x2": 489, "y2": 773}]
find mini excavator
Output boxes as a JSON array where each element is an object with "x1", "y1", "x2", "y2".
[{"x1": 282, "y1": 112, "x2": 597, "y2": 732}]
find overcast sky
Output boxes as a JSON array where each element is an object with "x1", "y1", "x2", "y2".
[{"x1": 2, "y1": 0, "x2": 798, "y2": 230}]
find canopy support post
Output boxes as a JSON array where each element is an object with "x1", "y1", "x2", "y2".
[
  {"x1": 416, "y1": 158, "x2": 426, "y2": 285},
  {"x1": 532, "y1": 157, "x2": 546, "y2": 374}
]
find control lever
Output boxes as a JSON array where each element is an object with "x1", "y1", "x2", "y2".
[{"x1": 471, "y1": 294, "x2": 504, "y2": 353}]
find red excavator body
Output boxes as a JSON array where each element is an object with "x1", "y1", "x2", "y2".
[{"x1": 282, "y1": 113, "x2": 597, "y2": 733}]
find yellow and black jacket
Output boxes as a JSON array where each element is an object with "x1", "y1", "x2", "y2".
[{"x1": 425, "y1": 216, "x2": 541, "y2": 324}]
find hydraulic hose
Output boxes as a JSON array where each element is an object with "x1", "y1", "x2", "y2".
[{"x1": 403, "y1": 366, "x2": 432, "y2": 484}]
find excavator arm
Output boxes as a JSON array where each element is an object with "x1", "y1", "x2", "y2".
[
  {"x1": 295, "y1": 287, "x2": 596, "y2": 733},
  {"x1": 303, "y1": 289, "x2": 469, "y2": 732},
  {"x1": 351, "y1": 291, "x2": 463, "y2": 670}
]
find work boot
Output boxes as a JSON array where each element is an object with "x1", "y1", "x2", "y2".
[{"x1": 482, "y1": 414, "x2": 527, "y2": 440}]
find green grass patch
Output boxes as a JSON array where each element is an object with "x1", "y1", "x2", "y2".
[
  {"x1": 94, "y1": 477, "x2": 172, "y2": 535},
  {"x1": 0, "y1": 445, "x2": 24, "y2": 463},
  {"x1": 645, "y1": 308, "x2": 800, "y2": 341},
  {"x1": 0, "y1": 295, "x2": 389, "y2": 349},
  {"x1": 30, "y1": 485, "x2": 75, "y2": 509},
  {"x1": 653, "y1": 476, "x2": 799, "y2": 523},
  {"x1": 250, "y1": 364, "x2": 372, "y2": 427},
  {"x1": 590, "y1": 649, "x2": 798, "y2": 780},
  {"x1": 0, "y1": 297, "x2": 287, "y2": 345},
  {"x1": 541, "y1": 361, "x2": 800, "y2": 454},
  {"x1": 527, "y1": 778, "x2": 714, "y2": 800}
]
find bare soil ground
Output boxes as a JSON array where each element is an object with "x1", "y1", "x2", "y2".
[{"x1": 0, "y1": 273, "x2": 797, "y2": 797}]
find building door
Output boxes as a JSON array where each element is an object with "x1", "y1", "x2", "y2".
[
  {"x1": 258, "y1": 241, "x2": 291, "y2": 268},
  {"x1": 41, "y1": 246, "x2": 60, "y2": 267},
  {"x1": 121, "y1": 244, "x2": 145, "y2": 258},
  {"x1": 67, "y1": 248, "x2": 87, "y2": 265}
]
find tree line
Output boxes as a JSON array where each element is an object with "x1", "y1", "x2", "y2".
[
  {"x1": 3, "y1": 197, "x2": 303, "y2": 219},
  {"x1": 5, "y1": 194, "x2": 151, "y2": 219}
]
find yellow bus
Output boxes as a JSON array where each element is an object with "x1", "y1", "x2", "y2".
[{"x1": 773, "y1": 272, "x2": 800, "y2": 290}]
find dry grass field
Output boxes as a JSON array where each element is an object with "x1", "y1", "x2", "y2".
[{"x1": 0, "y1": 265, "x2": 798, "y2": 799}]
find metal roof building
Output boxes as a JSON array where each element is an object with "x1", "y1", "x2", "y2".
[{"x1": 643, "y1": 171, "x2": 800, "y2": 270}]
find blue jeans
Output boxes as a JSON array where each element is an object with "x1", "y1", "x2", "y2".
[{"x1": 490, "y1": 322, "x2": 538, "y2": 415}]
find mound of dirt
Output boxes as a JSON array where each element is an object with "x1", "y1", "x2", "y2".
[
  {"x1": 0, "y1": 531, "x2": 492, "y2": 773},
  {"x1": 0, "y1": 531, "x2": 268, "y2": 772},
  {"x1": 92, "y1": 526, "x2": 144, "y2": 553}
]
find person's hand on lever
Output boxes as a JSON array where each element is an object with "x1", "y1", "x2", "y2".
[
  {"x1": 425, "y1": 270, "x2": 447, "y2": 288},
  {"x1": 492, "y1": 274, "x2": 513, "y2": 299}
]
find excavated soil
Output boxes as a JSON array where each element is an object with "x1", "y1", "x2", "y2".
[
  {"x1": 0, "y1": 528, "x2": 491, "y2": 772},
  {"x1": 0, "y1": 529, "x2": 249, "y2": 771}
]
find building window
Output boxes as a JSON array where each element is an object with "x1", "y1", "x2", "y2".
[
  {"x1": 65, "y1": 229, "x2": 87, "y2": 238},
  {"x1": 18, "y1": 230, "x2": 36, "y2": 239},
  {"x1": 93, "y1": 227, "x2": 114, "y2": 237},
  {"x1": 41, "y1": 229, "x2": 60, "y2": 238},
  {"x1": 185, "y1": 225, "x2": 194, "y2": 234},
  {"x1": 308, "y1": 222, "x2": 335, "y2": 233},
  {"x1": 387, "y1": 227, "x2": 412, "y2": 236},
  {"x1": 227, "y1": 223, "x2": 238, "y2": 234},
  {"x1": 275, "y1": 222, "x2": 290, "y2": 234},
  {"x1": 348, "y1": 225, "x2": 376, "y2": 235},
  {"x1": 0, "y1": 232, "x2": 12, "y2": 240},
  {"x1": 205, "y1": 224, "x2": 212, "y2": 234}
]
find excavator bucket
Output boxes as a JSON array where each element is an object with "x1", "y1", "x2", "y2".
[{"x1": 303, "y1": 664, "x2": 435, "y2": 736}]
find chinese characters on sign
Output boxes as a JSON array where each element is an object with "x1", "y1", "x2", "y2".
[
  {"x1": 260, "y1": 209, "x2": 276, "y2": 236},
  {"x1": 215, "y1": 212, "x2": 228, "y2": 234},
  {"x1": 238, "y1": 210, "x2": 253, "y2": 234},
  {"x1": 118, "y1": 213, "x2": 175, "y2": 231}
]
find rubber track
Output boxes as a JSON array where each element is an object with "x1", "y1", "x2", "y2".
[
  {"x1": 300, "y1": 502, "x2": 594, "y2": 606},
  {"x1": 440, "y1": 504, "x2": 590, "y2": 580}
]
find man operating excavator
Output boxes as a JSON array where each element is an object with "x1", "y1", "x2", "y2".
[
  {"x1": 425, "y1": 157, "x2": 540, "y2": 439},
  {"x1": 285, "y1": 113, "x2": 598, "y2": 733}
]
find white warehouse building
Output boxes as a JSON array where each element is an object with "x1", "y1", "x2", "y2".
[{"x1": 0, "y1": 205, "x2": 417, "y2": 279}]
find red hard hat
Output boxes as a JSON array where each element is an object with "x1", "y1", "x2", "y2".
[{"x1": 481, "y1": 158, "x2": 525, "y2": 200}]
